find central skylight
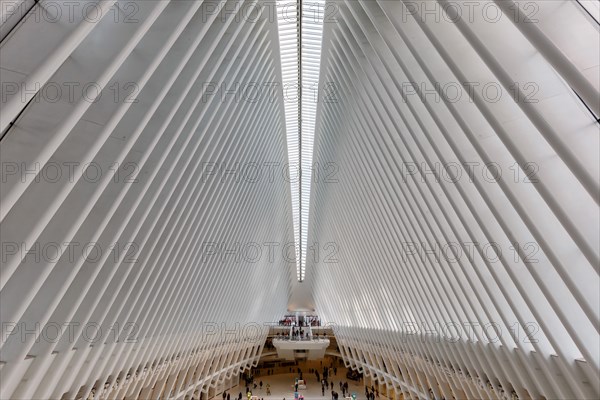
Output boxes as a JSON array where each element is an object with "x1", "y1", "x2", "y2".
[{"x1": 276, "y1": 0, "x2": 325, "y2": 281}]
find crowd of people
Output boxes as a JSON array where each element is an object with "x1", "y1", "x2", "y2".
[
  {"x1": 229, "y1": 373, "x2": 273, "y2": 400},
  {"x1": 291, "y1": 328, "x2": 309, "y2": 340},
  {"x1": 274, "y1": 330, "x2": 312, "y2": 341},
  {"x1": 311, "y1": 365, "x2": 359, "y2": 400},
  {"x1": 364, "y1": 385, "x2": 379, "y2": 400},
  {"x1": 278, "y1": 317, "x2": 296, "y2": 326},
  {"x1": 220, "y1": 360, "x2": 381, "y2": 400},
  {"x1": 277, "y1": 316, "x2": 321, "y2": 327}
]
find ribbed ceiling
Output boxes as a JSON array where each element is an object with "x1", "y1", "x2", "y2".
[
  {"x1": 1, "y1": 1, "x2": 294, "y2": 398},
  {"x1": 306, "y1": 1, "x2": 599, "y2": 399},
  {"x1": 0, "y1": 1, "x2": 598, "y2": 399}
]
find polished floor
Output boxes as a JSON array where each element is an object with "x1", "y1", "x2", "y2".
[{"x1": 226, "y1": 369, "x2": 375, "y2": 400}]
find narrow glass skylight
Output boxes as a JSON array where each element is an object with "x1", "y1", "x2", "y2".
[
  {"x1": 276, "y1": 0, "x2": 301, "y2": 279},
  {"x1": 276, "y1": 0, "x2": 325, "y2": 282},
  {"x1": 300, "y1": 0, "x2": 325, "y2": 280}
]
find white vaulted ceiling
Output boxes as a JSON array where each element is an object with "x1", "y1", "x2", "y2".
[
  {"x1": 0, "y1": 1, "x2": 599, "y2": 400},
  {"x1": 1, "y1": 1, "x2": 295, "y2": 398},
  {"x1": 305, "y1": 1, "x2": 599, "y2": 399}
]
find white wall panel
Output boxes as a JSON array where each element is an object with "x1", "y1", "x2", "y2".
[
  {"x1": 1, "y1": 1, "x2": 295, "y2": 398},
  {"x1": 307, "y1": 1, "x2": 599, "y2": 399}
]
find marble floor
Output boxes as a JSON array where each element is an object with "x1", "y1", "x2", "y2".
[{"x1": 225, "y1": 369, "x2": 376, "y2": 400}]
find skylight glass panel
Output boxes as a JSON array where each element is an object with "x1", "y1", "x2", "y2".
[
  {"x1": 276, "y1": 0, "x2": 301, "y2": 280},
  {"x1": 277, "y1": 0, "x2": 324, "y2": 282},
  {"x1": 299, "y1": 0, "x2": 325, "y2": 281}
]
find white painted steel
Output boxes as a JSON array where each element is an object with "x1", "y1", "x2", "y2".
[
  {"x1": 0, "y1": 1, "x2": 598, "y2": 399},
  {"x1": 306, "y1": 1, "x2": 599, "y2": 399},
  {"x1": 1, "y1": 1, "x2": 295, "y2": 398}
]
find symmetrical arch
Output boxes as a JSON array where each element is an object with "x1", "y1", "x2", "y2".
[{"x1": 0, "y1": 1, "x2": 599, "y2": 399}]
